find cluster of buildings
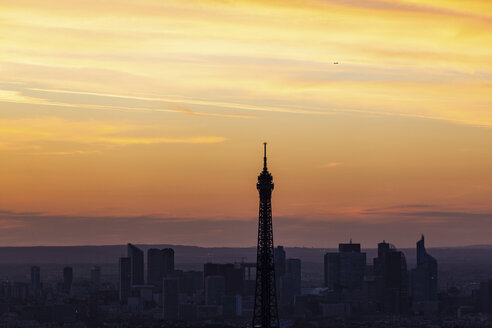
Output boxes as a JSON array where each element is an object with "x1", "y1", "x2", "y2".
[
  {"x1": 318, "y1": 235, "x2": 438, "y2": 318},
  {"x1": 117, "y1": 244, "x2": 302, "y2": 322},
  {"x1": 114, "y1": 236, "x2": 437, "y2": 322},
  {"x1": 4, "y1": 237, "x2": 492, "y2": 327},
  {"x1": 0, "y1": 264, "x2": 103, "y2": 325}
]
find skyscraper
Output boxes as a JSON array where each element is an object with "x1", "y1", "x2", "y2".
[
  {"x1": 253, "y1": 143, "x2": 279, "y2": 328},
  {"x1": 119, "y1": 257, "x2": 131, "y2": 302},
  {"x1": 324, "y1": 241, "x2": 366, "y2": 290},
  {"x1": 148, "y1": 248, "x2": 175, "y2": 286},
  {"x1": 324, "y1": 253, "x2": 340, "y2": 290},
  {"x1": 148, "y1": 248, "x2": 164, "y2": 286},
  {"x1": 373, "y1": 241, "x2": 409, "y2": 314},
  {"x1": 274, "y1": 246, "x2": 286, "y2": 279},
  {"x1": 286, "y1": 259, "x2": 301, "y2": 296},
  {"x1": 162, "y1": 248, "x2": 175, "y2": 276},
  {"x1": 280, "y1": 258, "x2": 302, "y2": 306},
  {"x1": 409, "y1": 235, "x2": 438, "y2": 314},
  {"x1": 127, "y1": 243, "x2": 144, "y2": 286}
]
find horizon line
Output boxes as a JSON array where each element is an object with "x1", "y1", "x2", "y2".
[{"x1": 0, "y1": 243, "x2": 491, "y2": 249}]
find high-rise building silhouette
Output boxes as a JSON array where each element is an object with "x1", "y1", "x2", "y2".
[
  {"x1": 63, "y1": 266, "x2": 73, "y2": 294},
  {"x1": 280, "y1": 258, "x2": 301, "y2": 306},
  {"x1": 253, "y1": 143, "x2": 280, "y2": 328},
  {"x1": 148, "y1": 248, "x2": 175, "y2": 287},
  {"x1": 373, "y1": 241, "x2": 408, "y2": 314},
  {"x1": 148, "y1": 248, "x2": 163, "y2": 286},
  {"x1": 127, "y1": 243, "x2": 144, "y2": 286},
  {"x1": 409, "y1": 235, "x2": 438, "y2": 314},
  {"x1": 324, "y1": 241, "x2": 366, "y2": 290},
  {"x1": 274, "y1": 246, "x2": 286, "y2": 279},
  {"x1": 162, "y1": 248, "x2": 175, "y2": 276},
  {"x1": 119, "y1": 257, "x2": 131, "y2": 302}
]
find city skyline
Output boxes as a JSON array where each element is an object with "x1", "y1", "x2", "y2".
[{"x1": 1, "y1": 0, "x2": 492, "y2": 247}]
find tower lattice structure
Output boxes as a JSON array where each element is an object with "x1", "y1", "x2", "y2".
[{"x1": 252, "y1": 143, "x2": 280, "y2": 328}]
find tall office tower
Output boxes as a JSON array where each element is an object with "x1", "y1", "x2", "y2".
[
  {"x1": 206, "y1": 275, "x2": 226, "y2": 306},
  {"x1": 91, "y1": 266, "x2": 101, "y2": 290},
  {"x1": 127, "y1": 243, "x2": 144, "y2": 286},
  {"x1": 409, "y1": 235, "x2": 438, "y2": 313},
  {"x1": 279, "y1": 258, "x2": 302, "y2": 306},
  {"x1": 119, "y1": 257, "x2": 131, "y2": 302},
  {"x1": 31, "y1": 266, "x2": 41, "y2": 294},
  {"x1": 148, "y1": 248, "x2": 175, "y2": 287},
  {"x1": 163, "y1": 277, "x2": 179, "y2": 320},
  {"x1": 373, "y1": 241, "x2": 409, "y2": 314},
  {"x1": 286, "y1": 259, "x2": 301, "y2": 297},
  {"x1": 63, "y1": 266, "x2": 73, "y2": 294},
  {"x1": 253, "y1": 143, "x2": 280, "y2": 328},
  {"x1": 147, "y1": 248, "x2": 164, "y2": 286},
  {"x1": 324, "y1": 253, "x2": 340, "y2": 289},
  {"x1": 274, "y1": 246, "x2": 286, "y2": 278},
  {"x1": 204, "y1": 263, "x2": 244, "y2": 296},
  {"x1": 162, "y1": 248, "x2": 175, "y2": 276},
  {"x1": 324, "y1": 241, "x2": 366, "y2": 290}
]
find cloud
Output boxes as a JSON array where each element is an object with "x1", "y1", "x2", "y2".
[
  {"x1": 362, "y1": 204, "x2": 436, "y2": 212},
  {"x1": 320, "y1": 162, "x2": 342, "y2": 168},
  {"x1": 0, "y1": 117, "x2": 227, "y2": 154},
  {"x1": 23, "y1": 86, "x2": 325, "y2": 116},
  {"x1": 1, "y1": 209, "x2": 492, "y2": 247},
  {"x1": 96, "y1": 136, "x2": 227, "y2": 145},
  {"x1": 0, "y1": 84, "x2": 254, "y2": 119},
  {"x1": 359, "y1": 204, "x2": 492, "y2": 222},
  {"x1": 2, "y1": 0, "x2": 491, "y2": 126}
]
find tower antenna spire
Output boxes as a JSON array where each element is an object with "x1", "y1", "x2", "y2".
[
  {"x1": 254, "y1": 142, "x2": 278, "y2": 328},
  {"x1": 263, "y1": 142, "x2": 267, "y2": 169}
]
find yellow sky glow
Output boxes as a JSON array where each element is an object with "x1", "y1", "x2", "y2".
[{"x1": 0, "y1": 0, "x2": 491, "y2": 246}]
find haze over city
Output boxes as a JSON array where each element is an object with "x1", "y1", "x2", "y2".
[{"x1": 1, "y1": 0, "x2": 492, "y2": 247}]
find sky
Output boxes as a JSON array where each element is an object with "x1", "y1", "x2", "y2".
[{"x1": 0, "y1": 0, "x2": 492, "y2": 247}]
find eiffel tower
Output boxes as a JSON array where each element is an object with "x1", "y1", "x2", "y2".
[{"x1": 252, "y1": 143, "x2": 280, "y2": 328}]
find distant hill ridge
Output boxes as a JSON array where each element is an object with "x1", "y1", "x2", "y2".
[{"x1": 1, "y1": 244, "x2": 492, "y2": 265}]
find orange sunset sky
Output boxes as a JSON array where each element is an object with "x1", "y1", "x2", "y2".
[{"x1": 1, "y1": 0, "x2": 492, "y2": 247}]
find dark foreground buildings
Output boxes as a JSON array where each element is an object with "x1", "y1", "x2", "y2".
[{"x1": 13, "y1": 234, "x2": 492, "y2": 328}]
